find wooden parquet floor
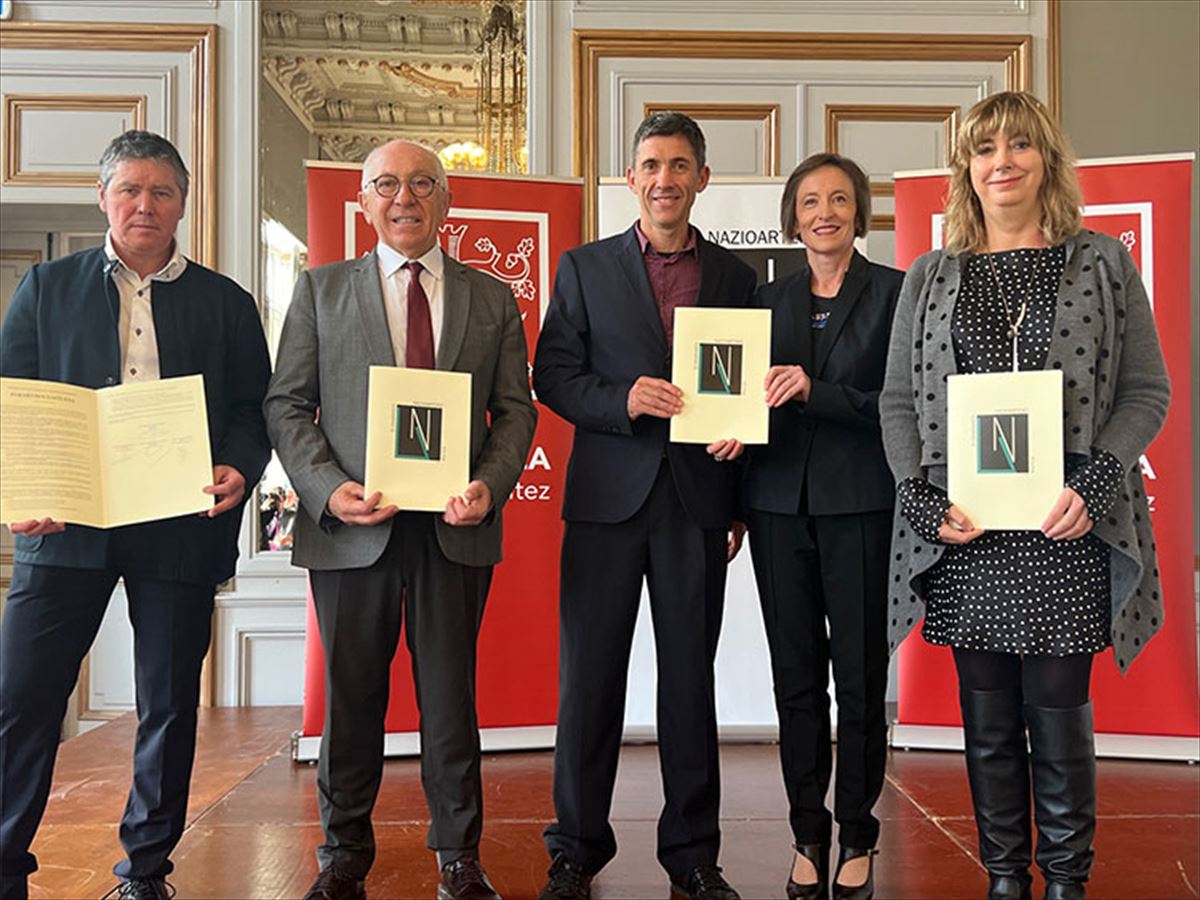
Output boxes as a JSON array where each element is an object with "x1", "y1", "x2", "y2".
[{"x1": 23, "y1": 708, "x2": 1200, "y2": 899}]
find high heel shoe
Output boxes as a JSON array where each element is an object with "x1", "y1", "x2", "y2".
[
  {"x1": 786, "y1": 843, "x2": 829, "y2": 900},
  {"x1": 831, "y1": 846, "x2": 877, "y2": 900}
]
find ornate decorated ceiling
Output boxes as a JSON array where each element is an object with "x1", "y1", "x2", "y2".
[{"x1": 261, "y1": 0, "x2": 520, "y2": 162}]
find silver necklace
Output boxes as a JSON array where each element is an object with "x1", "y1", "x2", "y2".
[{"x1": 986, "y1": 249, "x2": 1044, "y2": 372}]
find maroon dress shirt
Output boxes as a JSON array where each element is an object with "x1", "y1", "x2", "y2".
[{"x1": 635, "y1": 222, "x2": 701, "y2": 345}]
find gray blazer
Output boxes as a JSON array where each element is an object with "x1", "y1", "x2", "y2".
[
  {"x1": 264, "y1": 249, "x2": 537, "y2": 570},
  {"x1": 880, "y1": 230, "x2": 1170, "y2": 672}
]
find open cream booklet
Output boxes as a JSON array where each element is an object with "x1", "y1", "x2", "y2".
[
  {"x1": 0, "y1": 375, "x2": 213, "y2": 528},
  {"x1": 364, "y1": 366, "x2": 472, "y2": 512}
]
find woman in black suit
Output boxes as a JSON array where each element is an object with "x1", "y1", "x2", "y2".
[{"x1": 744, "y1": 153, "x2": 902, "y2": 900}]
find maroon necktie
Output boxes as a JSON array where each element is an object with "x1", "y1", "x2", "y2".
[{"x1": 404, "y1": 261, "x2": 435, "y2": 369}]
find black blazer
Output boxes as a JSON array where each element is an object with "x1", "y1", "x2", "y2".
[
  {"x1": 533, "y1": 226, "x2": 756, "y2": 529},
  {"x1": 744, "y1": 250, "x2": 903, "y2": 516},
  {"x1": 1, "y1": 246, "x2": 272, "y2": 584}
]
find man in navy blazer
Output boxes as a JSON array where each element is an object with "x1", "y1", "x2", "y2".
[
  {"x1": 533, "y1": 112, "x2": 756, "y2": 900},
  {"x1": 0, "y1": 131, "x2": 271, "y2": 900}
]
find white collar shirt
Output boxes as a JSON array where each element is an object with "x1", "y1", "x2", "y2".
[
  {"x1": 104, "y1": 230, "x2": 187, "y2": 383},
  {"x1": 375, "y1": 242, "x2": 446, "y2": 368}
]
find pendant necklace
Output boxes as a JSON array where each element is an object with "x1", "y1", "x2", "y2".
[{"x1": 986, "y1": 249, "x2": 1044, "y2": 372}]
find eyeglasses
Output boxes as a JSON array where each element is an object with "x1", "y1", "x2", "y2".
[{"x1": 364, "y1": 173, "x2": 440, "y2": 199}]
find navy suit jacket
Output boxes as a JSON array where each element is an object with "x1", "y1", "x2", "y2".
[
  {"x1": 533, "y1": 226, "x2": 757, "y2": 530},
  {"x1": 1, "y1": 246, "x2": 272, "y2": 584},
  {"x1": 744, "y1": 250, "x2": 902, "y2": 516}
]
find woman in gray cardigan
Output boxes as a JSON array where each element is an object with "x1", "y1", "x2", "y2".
[{"x1": 880, "y1": 92, "x2": 1169, "y2": 900}]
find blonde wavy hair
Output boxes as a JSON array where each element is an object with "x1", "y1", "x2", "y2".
[{"x1": 943, "y1": 91, "x2": 1082, "y2": 253}]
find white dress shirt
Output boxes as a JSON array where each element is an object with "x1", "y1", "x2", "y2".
[
  {"x1": 375, "y1": 242, "x2": 446, "y2": 367},
  {"x1": 104, "y1": 230, "x2": 187, "y2": 383}
]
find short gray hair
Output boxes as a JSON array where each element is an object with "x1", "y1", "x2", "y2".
[
  {"x1": 98, "y1": 130, "x2": 190, "y2": 200},
  {"x1": 631, "y1": 111, "x2": 707, "y2": 170}
]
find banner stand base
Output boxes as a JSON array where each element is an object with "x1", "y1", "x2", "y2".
[
  {"x1": 292, "y1": 725, "x2": 557, "y2": 763},
  {"x1": 892, "y1": 724, "x2": 1200, "y2": 762}
]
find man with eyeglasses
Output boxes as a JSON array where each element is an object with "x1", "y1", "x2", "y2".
[{"x1": 265, "y1": 139, "x2": 536, "y2": 900}]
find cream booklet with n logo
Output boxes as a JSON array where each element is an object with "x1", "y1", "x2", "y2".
[
  {"x1": 947, "y1": 370, "x2": 1064, "y2": 530},
  {"x1": 365, "y1": 366, "x2": 471, "y2": 512},
  {"x1": 669, "y1": 306, "x2": 771, "y2": 444},
  {"x1": 0, "y1": 375, "x2": 213, "y2": 528}
]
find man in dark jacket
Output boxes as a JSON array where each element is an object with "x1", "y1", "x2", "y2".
[
  {"x1": 0, "y1": 130, "x2": 271, "y2": 900},
  {"x1": 533, "y1": 112, "x2": 756, "y2": 900}
]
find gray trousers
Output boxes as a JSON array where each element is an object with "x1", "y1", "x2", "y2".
[{"x1": 309, "y1": 513, "x2": 492, "y2": 878}]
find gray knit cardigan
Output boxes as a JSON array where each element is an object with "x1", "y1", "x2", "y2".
[{"x1": 879, "y1": 230, "x2": 1170, "y2": 673}]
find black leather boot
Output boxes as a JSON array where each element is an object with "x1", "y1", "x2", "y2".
[
  {"x1": 1025, "y1": 702, "x2": 1096, "y2": 900},
  {"x1": 960, "y1": 688, "x2": 1034, "y2": 900}
]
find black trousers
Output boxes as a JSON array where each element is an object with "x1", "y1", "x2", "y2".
[
  {"x1": 309, "y1": 513, "x2": 492, "y2": 878},
  {"x1": 545, "y1": 462, "x2": 729, "y2": 878},
  {"x1": 746, "y1": 508, "x2": 891, "y2": 850},
  {"x1": 0, "y1": 561, "x2": 214, "y2": 898}
]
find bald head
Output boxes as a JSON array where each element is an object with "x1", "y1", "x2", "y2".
[
  {"x1": 362, "y1": 139, "x2": 447, "y2": 188},
  {"x1": 358, "y1": 139, "x2": 452, "y2": 259}
]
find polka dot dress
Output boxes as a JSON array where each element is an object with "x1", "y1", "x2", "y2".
[{"x1": 921, "y1": 246, "x2": 1114, "y2": 656}]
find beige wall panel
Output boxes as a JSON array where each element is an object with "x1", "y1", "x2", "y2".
[
  {"x1": 84, "y1": 584, "x2": 136, "y2": 717},
  {"x1": 8, "y1": 105, "x2": 145, "y2": 184},
  {"x1": 0, "y1": 240, "x2": 41, "y2": 331},
  {"x1": 837, "y1": 121, "x2": 948, "y2": 185},
  {"x1": 801, "y1": 72, "x2": 998, "y2": 159},
  {"x1": 596, "y1": 58, "x2": 1005, "y2": 202},
  {"x1": 699, "y1": 120, "x2": 768, "y2": 178},
  {"x1": 612, "y1": 74, "x2": 799, "y2": 177},
  {"x1": 540, "y1": 0, "x2": 1054, "y2": 179},
  {"x1": 239, "y1": 631, "x2": 306, "y2": 707},
  {"x1": 596, "y1": 58, "x2": 1009, "y2": 179},
  {"x1": 0, "y1": 53, "x2": 192, "y2": 246},
  {"x1": 214, "y1": 599, "x2": 308, "y2": 707},
  {"x1": 571, "y1": 0, "x2": 1031, "y2": 17}
]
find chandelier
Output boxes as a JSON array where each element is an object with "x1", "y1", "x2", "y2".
[{"x1": 475, "y1": 0, "x2": 526, "y2": 173}]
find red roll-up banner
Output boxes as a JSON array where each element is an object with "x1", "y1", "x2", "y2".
[
  {"x1": 296, "y1": 163, "x2": 582, "y2": 759},
  {"x1": 892, "y1": 154, "x2": 1198, "y2": 758}
]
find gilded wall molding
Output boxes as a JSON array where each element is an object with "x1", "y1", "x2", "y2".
[
  {"x1": 1047, "y1": 0, "x2": 1062, "y2": 120},
  {"x1": 0, "y1": 22, "x2": 218, "y2": 267},
  {"x1": 573, "y1": 29, "x2": 1033, "y2": 237},
  {"x1": 3, "y1": 94, "x2": 148, "y2": 187}
]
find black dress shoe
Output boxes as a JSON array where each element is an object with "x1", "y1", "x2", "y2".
[
  {"x1": 787, "y1": 843, "x2": 829, "y2": 900},
  {"x1": 438, "y1": 858, "x2": 501, "y2": 900},
  {"x1": 831, "y1": 846, "x2": 877, "y2": 900},
  {"x1": 669, "y1": 864, "x2": 741, "y2": 900},
  {"x1": 302, "y1": 867, "x2": 366, "y2": 900},
  {"x1": 539, "y1": 854, "x2": 592, "y2": 900},
  {"x1": 100, "y1": 879, "x2": 176, "y2": 900}
]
